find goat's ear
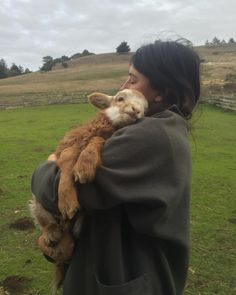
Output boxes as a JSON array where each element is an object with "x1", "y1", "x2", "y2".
[{"x1": 88, "y1": 92, "x2": 113, "y2": 109}]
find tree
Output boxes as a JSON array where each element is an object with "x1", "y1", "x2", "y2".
[
  {"x1": 54, "y1": 55, "x2": 70, "y2": 64},
  {"x1": 0, "y1": 58, "x2": 8, "y2": 79},
  {"x1": 40, "y1": 56, "x2": 54, "y2": 71},
  {"x1": 81, "y1": 49, "x2": 94, "y2": 56},
  {"x1": 82, "y1": 49, "x2": 90, "y2": 56},
  {"x1": 212, "y1": 37, "x2": 221, "y2": 45},
  {"x1": 9, "y1": 63, "x2": 23, "y2": 76},
  {"x1": 116, "y1": 41, "x2": 130, "y2": 54},
  {"x1": 60, "y1": 55, "x2": 70, "y2": 62},
  {"x1": 62, "y1": 62, "x2": 68, "y2": 69},
  {"x1": 228, "y1": 38, "x2": 235, "y2": 44},
  {"x1": 24, "y1": 68, "x2": 31, "y2": 74},
  {"x1": 70, "y1": 50, "x2": 94, "y2": 60},
  {"x1": 70, "y1": 53, "x2": 82, "y2": 59}
]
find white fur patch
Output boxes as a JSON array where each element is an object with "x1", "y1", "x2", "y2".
[{"x1": 105, "y1": 106, "x2": 121, "y2": 124}]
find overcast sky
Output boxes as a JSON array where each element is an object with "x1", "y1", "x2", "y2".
[{"x1": 1, "y1": 0, "x2": 235, "y2": 71}]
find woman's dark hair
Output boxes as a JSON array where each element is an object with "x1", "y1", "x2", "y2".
[{"x1": 131, "y1": 40, "x2": 201, "y2": 118}]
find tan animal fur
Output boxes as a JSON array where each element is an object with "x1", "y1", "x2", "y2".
[{"x1": 30, "y1": 89, "x2": 148, "y2": 291}]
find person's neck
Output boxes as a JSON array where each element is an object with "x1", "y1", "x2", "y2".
[{"x1": 146, "y1": 101, "x2": 167, "y2": 116}]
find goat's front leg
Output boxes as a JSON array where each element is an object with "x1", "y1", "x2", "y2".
[
  {"x1": 57, "y1": 147, "x2": 80, "y2": 219},
  {"x1": 73, "y1": 136, "x2": 105, "y2": 184},
  {"x1": 58, "y1": 171, "x2": 80, "y2": 219}
]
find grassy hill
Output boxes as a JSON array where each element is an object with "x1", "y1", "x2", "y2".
[
  {"x1": 0, "y1": 53, "x2": 132, "y2": 108},
  {"x1": 196, "y1": 45, "x2": 236, "y2": 110},
  {"x1": 0, "y1": 45, "x2": 236, "y2": 108},
  {"x1": 196, "y1": 44, "x2": 236, "y2": 92}
]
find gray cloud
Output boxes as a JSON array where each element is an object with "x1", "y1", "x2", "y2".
[{"x1": 0, "y1": 0, "x2": 235, "y2": 71}]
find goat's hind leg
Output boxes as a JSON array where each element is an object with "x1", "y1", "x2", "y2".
[
  {"x1": 30, "y1": 195, "x2": 62, "y2": 247},
  {"x1": 30, "y1": 196, "x2": 75, "y2": 263}
]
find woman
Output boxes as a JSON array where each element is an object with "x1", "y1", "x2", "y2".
[{"x1": 31, "y1": 40, "x2": 200, "y2": 295}]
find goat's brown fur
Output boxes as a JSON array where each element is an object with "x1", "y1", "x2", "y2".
[
  {"x1": 30, "y1": 89, "x2": 148, "y2": 291},
  {"x1": 55, "y1": 113, "x2": 115, "y2": 219}
]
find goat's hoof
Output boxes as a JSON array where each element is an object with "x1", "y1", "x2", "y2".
[
  {"x1": 58, "y1": 188, "x2": 80, "y2": 220},
  {"x1": 75, "y1": 172, "x2": 87, "y2": 184},
  {"x1": 73, "y1": 157, "x2": 97, "y2": 184},
  {"x1": 59, "y1": 202, "x2": 79, "y2": 220},
  {"x1": 43, "y1": 225, "x2": 62, "y2": 246},
  {"x1": 67, "y1": 206, "x2": 79, "y2": 220},
  {"x1": 74, "y1": 168, "x2": 95, "y2": 184},
  {"x1": 38, "y1": 233, "x2": 75, "y2": 263}
]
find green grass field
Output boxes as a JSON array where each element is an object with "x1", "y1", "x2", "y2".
[{"x1": 0, "y1": 103, "x2": 235, "y2": 294}]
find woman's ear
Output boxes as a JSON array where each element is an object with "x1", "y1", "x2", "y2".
[{"x1": 88, "y1": 92, "x2": 113, "y2": 109}]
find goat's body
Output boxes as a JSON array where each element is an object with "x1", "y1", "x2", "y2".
[
  {"x1": 55, "y1": 112, "x2": 115, "y2": 158},
  {"x1": 55, "y1": 112, "x2": 115, "y2": 219},
  {"x1": 30, "y1": 89, "x2": 148, "y2": 292},
  {"x1": 30, "y1": 112, "x2": 116, "y2": 291}
]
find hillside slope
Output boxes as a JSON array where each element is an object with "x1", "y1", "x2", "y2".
[
  {"x1": 196, "y1": 45, "x2": 236, "y2": 110},
  {"x1": 0, "y1": 46, "x2": 236, "y2": 108},
  {"x1": 0, "y1": 53, "x2": 132, "y2": 108}
]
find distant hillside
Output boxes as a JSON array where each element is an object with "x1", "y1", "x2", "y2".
[
  {"x1": 0, "y1": 47, "x2": 235, "y2": 109},
  {"x1": 53, "y1": 52, "x2": 133, "y2": 70},
  {"x1": 195, "y1": 44, "x2": 236, "y2": 110},
  {"x1": 0, "y1": 53, "x2": 132, "y2": 108}
]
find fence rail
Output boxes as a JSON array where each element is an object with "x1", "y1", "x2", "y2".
[
  {"x1": 0, "y1": 95, "x2": 89, "y2": 109},
  {"x1": 201, "y1": 96, "x2": 236, "y2": 111},
  {"x1": 1, "y1": 94, "x2": 236, "y2": 111}
]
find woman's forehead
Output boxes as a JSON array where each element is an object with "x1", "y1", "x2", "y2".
[{"x1": 129, "y1": 64, "x2": 148, "y2": 82}]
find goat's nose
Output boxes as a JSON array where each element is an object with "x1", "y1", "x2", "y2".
[{"x1": 132, "y1": 106, "x2": 140, "y2": 114}]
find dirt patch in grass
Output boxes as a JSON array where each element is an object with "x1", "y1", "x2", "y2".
[
  {"x1": 0, "y1": 276, "x2": 31, "y2": 294},
  {"x1": 228, "y1": 218, "x2": 236, "y2": 224},
  {"x1": 32, "y1": 146, "x2": 48, "y2": 153},
  {"x1": 9, "y1": 217, "x2": 35, "y2": 231}
]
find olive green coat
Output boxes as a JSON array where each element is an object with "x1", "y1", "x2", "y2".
[{"x1": 31, "y1": 108, "x2": 191, "y2": 295}]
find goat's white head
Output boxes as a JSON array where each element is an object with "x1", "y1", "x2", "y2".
[{"x1": 88, "y1": 89, "x2": 148, "y2": 127}]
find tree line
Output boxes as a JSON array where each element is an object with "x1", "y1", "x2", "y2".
[
  {"x1": 40, "y1": 49, "x2": 95, "y2": 72},
  {"x1": 0, "y1": 42, "x2": 131, "y2": 78},
  {"x1": 0, "y1": 59, "x2": 31, "y2": 79},
  {"x1": 40, "y1": 42, "x2": 131, "y2": 72},
  {"x1": 1, "y1": 38, "x2": 236, "y2": 79},
  {"x1": 205, "y1": 37, "x2": 235, "y2": 47}
]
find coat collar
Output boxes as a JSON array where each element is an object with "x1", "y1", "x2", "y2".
[{"x1": 151, "y1": 104, "x2": 184, "y2": 119}]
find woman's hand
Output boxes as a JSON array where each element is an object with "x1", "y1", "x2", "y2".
[{"x1": 47, "y1": 153, "x2": 57, "y2": 161}]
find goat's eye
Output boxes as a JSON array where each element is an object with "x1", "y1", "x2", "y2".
[{"x1": 117, "y1": 96, "x2": 124, "y2": 102}]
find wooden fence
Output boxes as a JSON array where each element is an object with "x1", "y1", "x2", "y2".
[
  {"x1": 201, "y1": 95, "x2": 236, "y2": 111},
  {"x1": 1, "y1": 94, "x2": 236, "y2": 111}
]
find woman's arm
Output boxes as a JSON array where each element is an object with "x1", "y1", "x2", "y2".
[
  {"x1": 31, "y1": 160, "x2": 60, "y2": 215},
  {"x1": 77, "y1": 114, "x2": 191, "y2": 244},
  {"x1": 31, "y1": 114, "x2": 191, "y2": 243}
]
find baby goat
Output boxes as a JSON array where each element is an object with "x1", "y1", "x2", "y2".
[{"x1": 30, "y1": 89, "x2": 148, "y2": 291}]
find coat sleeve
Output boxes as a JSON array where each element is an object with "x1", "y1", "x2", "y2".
[
  {"x1": 31, "y1": 160, "x2": 60, "y2": 214},
  {"x1": 31, "y1": 115, "x2": 191, "y2": 242},
  {"x1": 78, "y1": 117, "x2": 191, "y2": 242}
]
